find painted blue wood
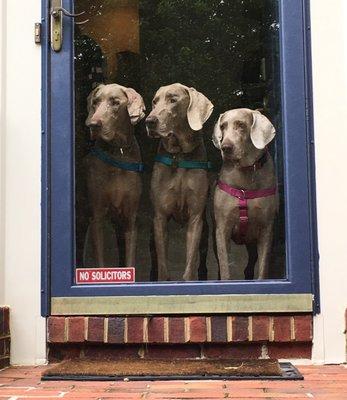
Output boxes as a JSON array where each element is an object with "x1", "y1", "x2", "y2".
[
  {"x1": 41, "y1": 0, "x2": 50, "y2": 316},
  {"x1": 42, "y1": 0, "x2": 318, "y2": 310}
]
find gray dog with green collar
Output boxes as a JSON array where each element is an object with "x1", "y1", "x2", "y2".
[{"x1": 146, "y1": 83, "x2": 214, "y2": 281}]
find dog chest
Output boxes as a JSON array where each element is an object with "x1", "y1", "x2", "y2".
[{"x1": 151, "y1": 164, "x2": 209, "y2": 219}]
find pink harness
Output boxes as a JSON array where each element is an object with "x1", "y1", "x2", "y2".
[{"x1": 217, "y1": 181, "x2": 277, "y2": 244}]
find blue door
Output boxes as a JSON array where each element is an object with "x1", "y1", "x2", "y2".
[{"x1": 42, "y1": 0, "x2": 318, "y2": 315}]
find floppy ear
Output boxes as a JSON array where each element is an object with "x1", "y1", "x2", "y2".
[
  {"x1": 123, "y1": 87, "x2": 146, "y2": 125},
  {"x1": 250, "y1": 111, "x2": 276, "y2": 149},
  {"x1": 212, "y1": 113, "x2": 224, "y2": 149},
  {"x1": 86, "y1": 84, "x2": 104, "y2": 112},
  {"x1": 186, "y1": 87, "x2": 214, "y2": 131}
]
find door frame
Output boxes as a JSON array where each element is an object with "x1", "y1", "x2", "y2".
[{"x1": 41, "y1": 0, "x2": 319, "y2": 316}]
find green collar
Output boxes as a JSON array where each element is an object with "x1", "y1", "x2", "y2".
[{"x1": 155, "y1": 154, "x2": 212, "y2": 170}]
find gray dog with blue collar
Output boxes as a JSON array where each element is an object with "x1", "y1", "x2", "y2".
[
  {"x1": 85, "y1": 83, "x2": 146, "y2": 269},
  {"x1": 146, "y1": 83, "x2": 214, "y2": 281}
]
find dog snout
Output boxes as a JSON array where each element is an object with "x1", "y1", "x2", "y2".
[
  {"x1": 145, "y1": 115, "x2": 158, "y2": 128},
  {"x1": 87, "y1": 119, "x2": 102, "y2": 129},
  {"x1": 221, "y1": 143, "x2": 234, "y2": 155}
]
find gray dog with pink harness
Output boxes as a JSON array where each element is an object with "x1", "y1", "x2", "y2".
[{"x1": 212, "y1": 108, "x2": 278, "y2": 280}]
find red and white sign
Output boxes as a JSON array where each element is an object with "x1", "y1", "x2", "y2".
[{"x1": 75, "y1": 268, "x2": 135, "y2": 284}]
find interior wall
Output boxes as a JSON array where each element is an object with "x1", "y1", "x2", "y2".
[
  {"x1": 311, "y1": 0, "x2": 347, "y2": 364},
  {"x1": 3, "y1": 0, "x2": 46, "y2": 365}
]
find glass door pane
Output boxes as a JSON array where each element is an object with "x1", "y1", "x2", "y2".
[{"x1": 73, "y1": 0, "x2": 285, "y2": 283}]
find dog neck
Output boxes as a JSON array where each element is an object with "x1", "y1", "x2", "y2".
[
  {"x1": 94, "y1": 126, "x2": 141, "y2": 162},
  {"x1": 219, "y1": 151, "x2": 276, "y2": 190},
  {"x1": 158, "y1": 135, "x2": 207, "y2": 161}
]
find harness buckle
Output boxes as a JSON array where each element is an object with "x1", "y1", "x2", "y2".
[
  {"x1": 238, "y1": 189, "x2": 246, "y2": 200},
  {"x1": 171, "y1": 156, "x2": 178, "y2": 169}
]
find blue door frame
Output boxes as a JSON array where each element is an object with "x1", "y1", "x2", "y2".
[{"x1": 41, "y1": 0, "x2": 319, "y2": 316}]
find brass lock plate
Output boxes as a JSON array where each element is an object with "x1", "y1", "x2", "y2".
[{"x1": 51, "y1": 0, "x2": 62, "y2": 52}]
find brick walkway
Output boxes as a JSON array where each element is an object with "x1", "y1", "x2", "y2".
[{"x1": 0, "y1": 364, "x2": 346, "y2": 399}]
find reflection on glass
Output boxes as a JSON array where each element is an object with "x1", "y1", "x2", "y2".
[{"x1": 74, "y1": 0, "x2": 285, "y2": 282}]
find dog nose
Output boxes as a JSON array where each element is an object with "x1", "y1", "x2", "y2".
[
  {"x1": 87, "y1": 120, "x2": 102, "y2": 129},
  {"x1": 145, "y1": 115, "x2": 158, "y2": 128},
  {"x1": 221, "y1": 144, "x2": 234, "y2": 154}
]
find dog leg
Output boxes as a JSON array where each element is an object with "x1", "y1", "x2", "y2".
[
  {"x1": 244, "y1": 244, "x2": 258, "y2": 280},
  {"x1": 183, "y1": 215, "x2": 203, "y2": 281},
  {"x1": 123, "y1": 215, "x2": 137, "y2": 267},
  {"x1": 90, "y1": 215, "x2": 106, "y2": 267},
  {"x1": 257, "y1": 224, "x2": 274, "y2": 279},
  {"x1": 153, "y1": 214, "x2": 169, "y2": 281},
  {"x1": 215, "y1": 220, "x2": 232, "y2": 280}
]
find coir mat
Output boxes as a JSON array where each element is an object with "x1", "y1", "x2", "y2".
[{"x1": 41, "y1": 359, "x2": 303, "y2": 381}]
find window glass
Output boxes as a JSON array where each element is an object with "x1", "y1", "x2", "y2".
[{"x1": 74, "y1": 0, "x2": 285, "y2": 283}]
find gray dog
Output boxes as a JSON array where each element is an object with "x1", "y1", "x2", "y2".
[
  {"x1": 212, "y1": 108, "x2": 278, "y2": 280},
  {"x1": 85, "y1": 83, "x2": 145, "y2": 268},
  {"x1": 146, "y1": 83, "x2": 214, "y2": 281}
]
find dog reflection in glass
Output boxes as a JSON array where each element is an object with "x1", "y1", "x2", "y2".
[
  {"x1": 146, "y1": 83, "x2": 213, "y2": 281},
  {"x1": 85, "y1": 84, "x2": 145, "y2": 268},
  {"x1": 212, "y1": 109, "x2": 278, "y2": 280}
]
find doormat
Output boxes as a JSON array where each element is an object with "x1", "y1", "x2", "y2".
[{"x1": 41, "y1": 359, "x2": 303, "y2": 381}]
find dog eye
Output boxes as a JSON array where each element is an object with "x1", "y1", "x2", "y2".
[
  {"x1": 170, "y1": 98, "x2": 177, "y2": 104},
  {"x1": 234, "y1": 120, "x2": 246, "y2": 130},
  {"x1": 221, "y1": 122, "x2": 227, "y2": 130},
  {"x1": 110, "y1": 98, "x2": 120, "y2": 106}
]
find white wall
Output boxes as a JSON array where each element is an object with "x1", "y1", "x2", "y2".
[
  {"x1": 2, "y1": 0, "x2": 46, "y2": 365},
  {"x1": 0, "y1": 0, "x2": 6, "y2": 306},
  {"x1": 311, "y1": 0, "x2": 347, "y2": 364}
]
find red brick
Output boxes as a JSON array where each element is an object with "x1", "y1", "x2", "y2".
[
  {"x1": 267, "y1": 342, "x2": 312, "y2": 359},
  {"x1": 0, "y1": 357, "x2": 10, "y2": 369},
  {"x1": 210, "y1": 316, "x2": 227, "y2": 342},
  {"x1": 127, "y1": 317, "x2": 144, "y2": 343},
  {"x1": 67, "y1": 317, "x2": 85, "y2": 343},
  {"x1": 84, "y1": 344, "x2": 140, "y2": 360},
  {"x1": 4, "y1": 338, "x2": 10, "y2": 357},
  {"x1": 107, "y1": 317, "x2": 125, "y2": 344},
  {"x1": 252, "y1": 316, "x2": 270, "y2": 341},
  {"x1": 189, "y1": 317, "x2": 206, "y2": 343},
  {"x1": 0, "y1": 338, "x2": 10, "y2": 357},
  {"x1": 0, "y1": 338, "x2": 4, "y2": 356},
  {"x1": 0, "y1": 308, "x2": 4, "y2": 336},
  {"x1": 3, "y1": 308, "x2": 9, "y2": 335},
  {"x1": 168, "y1": 317, "x2": 185, "y2": 343},
  {"x1": 203, "y1": 344, "x2": 261, "y2": 359},
  {"x1": 273, "y1": 316, "x2": 292, "y2": 342},
  {"x1": 144, "y1": 344, "x2": 201, "y2": 359},
  {"x1": 87, "y1": 317, "x2": 104, "y2": 343},
  {"x1": 47, "y1": 317, "x2": 66, "y2": 343},
  {"x1": 294, "y1": 315, "x2": 312, "y2": 342},
  {"x1": 48, "y1": 344, "x2": 82, "y2": 361},
  {"x1": 232, "y1": 316, "x2": 249, "y2": 342},
  {"x1": 148, "y1": 317, "x2": 164, "y2": 343}
]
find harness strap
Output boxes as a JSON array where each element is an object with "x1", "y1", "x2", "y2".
[
  {"x1": 90, "y1": 147, "x2": 145, "y2": 172},
  {"x1": 155, "y1": 154, "x2": 212, "y2": 170},
  {"x1": 217, "y1": 181, "x2": 276, "y2": 244}
]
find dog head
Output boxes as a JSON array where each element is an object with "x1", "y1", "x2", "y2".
[
  {"x1": 86, "y1": 83, "x2": 145, "y2": 143},
  {"x1": 212, "y1": 108, "x2": 276, "y2": 165},
  {"x1": 145, "y1": 83, "x2": 213, "y2": 153}
]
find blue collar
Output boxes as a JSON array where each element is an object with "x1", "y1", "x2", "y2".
[
  {"x1": 90, "y1": 147, "x2": 145, "y2": 172},
  {"x1": 155, "y1": 154, "x2": 212, "y2": 170}
]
